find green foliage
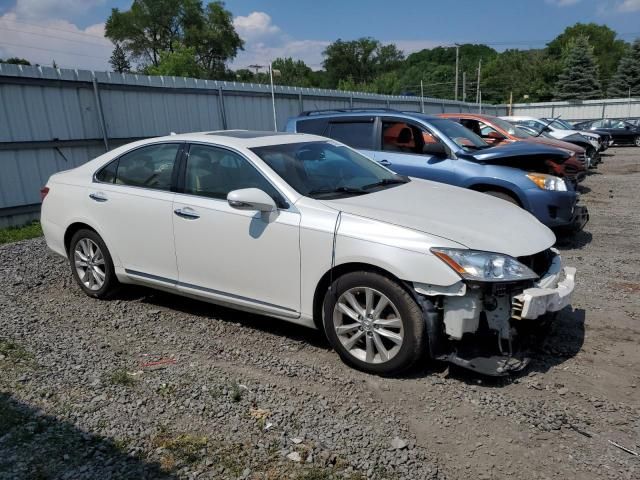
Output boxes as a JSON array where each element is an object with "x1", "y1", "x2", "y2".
[
  {"x1": 109, "y1": 43, "x2": 131, "y2": 73},
  {"x1": 145, "y1": 46, "x2": 203, "y2": 77},
  {"x1": 555, "y1": 35, "x2": 602, "y2": 100},
  {"x1": 1, "y1": 57, "x2": 31, "y2": 65},
  {"x1": 272, "y1": 57, "x2": 314, "y2": 87},
  {"x1": 323, "y1": 37, "x2": 404, "y2": 87},
  {"x1": 608, "y1": 39, "x2": 640, "y2": 97},
  {"x1": 547, "y1": 23, "x2": 627, "y2": 89},
  {"x1": 105, "y1": 0, "x2": 242, "y2": 78},
  {"x1": 106, "y1": 368, "x2": 136, "y2": 386},
  {"x1": 0, "y1": 222, "x2": 42, "y2": 245}
]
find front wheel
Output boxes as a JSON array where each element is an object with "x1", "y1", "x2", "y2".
[
  {"x1": 323, "y1": 271, "x2": 426, "y2": 375},
  {"x1": 635, "y1": 136, "x2": 640, "y2": 147},
  {"x1": 69, "y1": 229, "x2": 119, "y2": 299}
]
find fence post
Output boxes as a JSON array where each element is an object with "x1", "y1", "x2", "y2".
[
  {"x1": 298, "y1": 92, "x2": 304, "y2": 113},
  {"x1": 218, "y1": 87, "x2": 228, "y2": 129},
  {"x1": 91, "y1": 77, "x2": 109, "y2": 151},
  {"x1": 601, "y1": 102, "x2": 606, "y2": 119},
  {"x1": 349, "y1": 96, "x2": 354, "y2": 108}
]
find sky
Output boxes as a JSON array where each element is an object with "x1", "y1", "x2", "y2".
[{"x1": 1, "y1": 0, "x2": 640, "y2": 72}]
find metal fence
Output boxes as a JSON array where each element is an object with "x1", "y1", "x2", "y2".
[
  {"x1": 0, "y1": 63, "x2": 506, "y2": 227},
  {"x1": 511, "y1": 97, "x2": 640, "y2": 121}
]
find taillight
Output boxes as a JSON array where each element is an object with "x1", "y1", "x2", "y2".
[{"x1": 40, "y1": 186, "x2": 49, "y2": 201}]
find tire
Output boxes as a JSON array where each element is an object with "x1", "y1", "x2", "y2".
[
  {"x1": 68, "y1": 229, "x2": 119, "y2": 299},
  {"x1": 635, "y1": 136, "x2": 640, "y2": 147},
  {"x1": 484, "y1": 190, "x2": 519, "y2": 206},
  {"x1": 323, "y1": 271, "x2": 426, "y2": 375}
]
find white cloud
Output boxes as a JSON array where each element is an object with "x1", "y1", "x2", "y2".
[
  {"x1": 233, "y1": 12, "x2": 281, "y2": 41},
  {"x1": 545, "y1": 0, "x2": 581, "y2": 6},
  {"x1": 0, "y1": 10, "x2": 112, "y2": 69},
  {"x1": 14, "y1": 0, "x2": 106, "y2": 21},
  {"x1": 617, "y1": 0, "x2": 640, "y2": 11}
]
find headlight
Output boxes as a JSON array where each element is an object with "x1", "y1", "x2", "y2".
[
  {"x1": 526, "y1": 173, "x2": 567, "y2": 191},
  {"x1": 431, "y1": 248, "x2": 538, "y2": 282}
]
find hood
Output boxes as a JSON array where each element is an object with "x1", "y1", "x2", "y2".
[
  {"x1": 522, "y1": 136, "x2": 584, "y2": 154},
  {"x1": 320, "y1": 178, "x2": 555, "y2": 258},
  {"x1": 458, "y1": 141, "x2": 570, "y2": 166}
]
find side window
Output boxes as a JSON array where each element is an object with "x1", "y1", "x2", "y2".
[
  {"x1": 113, "y1": 143, "x2": 180, "y2": 190},
  {"x1": 326, "y1": 121, "x2": 374, "y2": 149},
  {"x1": 95, "y1": 159, "x2": 118, "y2": 183},
  {"x1": 295, "y1": 118, "x2": 329, "y2": 135},
  {"x1": 382, "y1": 120, "x2": 436, "y2": 154},
  {"x1": 592, "y1": 119, "x2": 606, "y2": 128},
  {"x1": 184, "y1": 145, "x2": 286, "y2": 207}
]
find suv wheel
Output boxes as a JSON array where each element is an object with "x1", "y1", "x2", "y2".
[
  {"x1": 323, "y1": 271, "x2": 426, "y2": 375},
  {"x1": 69, "y1": 229, "x2": 119, "y2": 299}
]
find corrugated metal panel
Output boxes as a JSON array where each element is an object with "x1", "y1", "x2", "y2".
[
  {"x1": 512, "y1": 98, "x2": 640, "y2": 121},
  {"x1": 0, "y1": 63, "x2": 507, "y2": 224}
]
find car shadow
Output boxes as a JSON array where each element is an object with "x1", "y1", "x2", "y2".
[
  {"x1": 576, "y1": 184, "x2": 591, "y2": 194},
  {"x1": 555, "y1": 229, "x2": 592, "y2": 250},
  {"x1": 109, "y1": 286, "x2": 331, "y2": 351},
  {"x1": 0, "y1": 392, "x2": 174, "y2": 479}
]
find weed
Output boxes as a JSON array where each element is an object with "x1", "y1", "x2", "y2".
[
  {"x1": 106, "y1": 368, "x2": 136, "y2": 386},
  {"x1": 230, "y1": 382, "x2": 242, "y2": 402},
  {"x1": 155, "y1": 383, "x2": 176, "y2": 397},
  {"x1": 153, "y1": 433, "x2": 208, "y2": 464},
  {"x1": 0, "y1": 338, "x2": 33, "y2": 362}
]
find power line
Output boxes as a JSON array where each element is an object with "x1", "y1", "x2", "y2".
[
  {"x1": 0, "y1": 26, "x2": 113, "y2": 48},
  {"x1": 0, "y1": 41, "x2": 109, "y2": 60},
  {"x1": 0, "y1": 18, "x2": 111, "y2": 41}
]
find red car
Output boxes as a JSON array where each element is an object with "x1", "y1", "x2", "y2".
[{"x1": 438, "y1": 113, "x2": 587, "y2": 184}]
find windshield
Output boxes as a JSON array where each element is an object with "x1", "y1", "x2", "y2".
[
  {"x1": 428, "y1": 118, "x2": 489, "y2": 150},
  {"x1": 545, "y1": 119, "x2": 572, "y2": 130},
  {"x1": 251, "y1": 141, "x2": 407, "y2": 199},
  {"x1": 490, "y1": 117, "x2": 530, "y2": 138}
]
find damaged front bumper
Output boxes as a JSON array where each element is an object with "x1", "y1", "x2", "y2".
[{"x1": 415, "y1": 249, "x2": 576, "y2": 376}]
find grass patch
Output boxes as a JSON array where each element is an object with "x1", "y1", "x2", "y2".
[
  {"x1": 230, "y1": 382, "x2": 243, "y2": 402},
  {"x1": 106, "y1": 368, "x2": 136, "y2": 387},
  {"x1": 0, "y1": 338, "x2": 33, "y2": 363},
  {"x1": 153, "y1": 433, "x2": 208, "y2": 464},
  {"x1": 0, "y1": 221, "x2": 43, "y2": 245}
]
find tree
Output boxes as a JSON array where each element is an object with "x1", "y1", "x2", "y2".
[
  {"x1": 554, "y1": 36, "x2": 602, "y2": 100},
  {"x1": 271, "y1": 57, "x2": 314, "y2": 87},
  {"x1": 547, "y1": 23, "x2": 627, "y2": 90},
  {"x1": 105, "y1": 0, "x2": 242, "y2": 78},
  {"x1": 1, "y1": 57, "x2": 31, "y2": 65},
  {"x1": 109, "y1": 43, "x2": 131, "y2": 73},
  {"x1": 322, "y1": 38, "x2": 404, "y2": 88},
  {"x1": 608, "y1": 39, "x2": 640, "y2": 97},
  {"x1": 145, "y1": 46, "x2": 203, "y2": 77}
]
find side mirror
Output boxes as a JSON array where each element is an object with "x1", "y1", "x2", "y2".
[
  {"x1": 422, "y1": 142, "x2": 448, "y2": 156},
  {"x1": 227, "y1": 188, "x2": 277, "y2": 212},
  {"x1": 487, "y1": 131, "x2": 503, "y2": 140}
]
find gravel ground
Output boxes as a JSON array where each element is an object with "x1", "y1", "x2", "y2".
[{"x1": 1, "y1": 148, "x2": 639, "y2": 480}]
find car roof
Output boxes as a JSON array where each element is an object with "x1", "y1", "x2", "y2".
[
  {"x1": 500, "y1": 116, "x2": 539, "y2": 121},
  {"x1": 439, "y1": 113, "x2": 498, "y2": 121},
  {"x1": 140, "y1": 130, "x2": 328, "y2": 148},
  {"x1": 294, "y1": 109, "x2": 440, "y2": 123}
]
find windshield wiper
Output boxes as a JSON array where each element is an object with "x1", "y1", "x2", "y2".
[
  {"x1": 307, "y1": 186, "x2": 367, "y2": 197},
  {"x1": 361, "y1": 177, "x2": 409, "y2": 190}
]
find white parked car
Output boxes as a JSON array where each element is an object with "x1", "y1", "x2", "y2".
[
  {"x1": 41, "y1": 131, "x2": 576, "y2": 376},
  {"x1": 502, "y1": 115, "x2": 601, "y2": 151}
]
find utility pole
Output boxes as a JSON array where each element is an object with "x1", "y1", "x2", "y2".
[
  {"x1": 462, "y1": 72, "x2": 466, "y2": 102},
  {"x1": 475, "y1": 59, "x2": 482, "y2": 104},
  {"x1": 454, "y1": 44, "x2": 460, "y2": 102},
  {"x1": 479, "y1": 89, "x2": 482, "y2": 114},
  {"x1": 629, "y1": 86, "x2": 632, "y2": 118},
  {"x1": 269, "y1": 63, "x2": 277, "y2": 132},
  {"x1": 420, "y1": 79, "x2": 425, "y2": 113},
  {"x1": 509, "y1": 91, "x2": 513, "y2": 116}
]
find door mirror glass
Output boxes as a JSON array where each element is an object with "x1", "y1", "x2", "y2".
[
  {"x1": 422, "y1": 142, "x2": 448, "y2": 156},
  {"x1": 227, "y1": 188, "x2": 277, "y2": 212}
]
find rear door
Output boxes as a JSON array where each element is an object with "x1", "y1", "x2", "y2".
[
  {"x1": 89, "y1": 142, "x2": 182, "y2": 282},
  {"x1": 296, "y1": 116, "x2": 378, "y2": 159}
]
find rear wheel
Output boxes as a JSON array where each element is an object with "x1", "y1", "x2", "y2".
[
  {"x1": 69, "y1": 229, "x2": 119, "y2": 299},
  {"x1": 323, "y1": 271, "x2": 426, "y2": 375},
  {"x1": 484, "y1": 190, "x2": 519, "y2": 206},
  {"x1": 635, "y1": 136, "x2": 640, "y2": 147}
]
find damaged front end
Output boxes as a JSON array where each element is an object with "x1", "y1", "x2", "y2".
[{"x1": 414, "y1": 248, "x2": 575, "y2": 376}]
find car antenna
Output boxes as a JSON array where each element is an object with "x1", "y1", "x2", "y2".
[{"x1": 536, "y1": 115, "x2": 562, "y2": 137}]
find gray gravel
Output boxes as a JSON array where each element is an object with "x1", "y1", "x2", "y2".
[{"x1": 1, "y1": 148, "x2": 639, "y2": 480}]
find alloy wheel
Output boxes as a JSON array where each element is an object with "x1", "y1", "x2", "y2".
[
  {"x1": 333, "y1": 287, "x2": 404, "y2": 364},
  {"x1": 74, "y1": 238, "x2": 106, "y2": 291},
  {"x1": 635, "y1": 136, "x2": 640, "y2": 147}
]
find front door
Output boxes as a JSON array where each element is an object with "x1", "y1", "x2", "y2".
[{"x1": 172, "y1": 143, "x2": 301, "y2": 318}]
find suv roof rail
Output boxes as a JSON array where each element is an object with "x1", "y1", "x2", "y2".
[{"x1": 299, "y1": 107, "x2": 399, "y2": 117}]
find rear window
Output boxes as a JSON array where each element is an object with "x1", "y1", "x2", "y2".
[{"x1": 326, "y1": 121, "x2": 375, "y2": 149}]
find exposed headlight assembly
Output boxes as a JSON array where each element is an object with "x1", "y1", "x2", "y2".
[
  {"x1": 431, "y1": 248, "x2": 538, "y2": 282},
  {"x1": 526, "y1": 173, "x2": 567, "y2": 191}
]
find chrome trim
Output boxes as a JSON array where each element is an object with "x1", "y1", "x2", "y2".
[{"x1": 124, "y1": 269, "x2": 299, "y2": 316}]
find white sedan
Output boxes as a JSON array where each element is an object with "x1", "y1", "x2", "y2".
[{"x1": 41, "y1": 131, "x2": 576, "y2": 376}]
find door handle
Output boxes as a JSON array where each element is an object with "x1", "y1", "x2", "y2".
[
  {"x1": 379, "y1": 159, "x2": 392, "y2": 166},
  {"x1": 174, "y1": 208, "x2": 200, "y2": 220},
  {"x1": 89, "y1": 192, "x2": 108, "y2": 202}
]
